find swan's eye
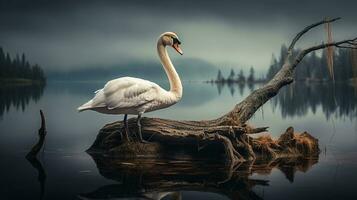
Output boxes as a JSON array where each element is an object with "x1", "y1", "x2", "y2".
[{"x1": 172, "y1": 37, "x2": 181, "y2": 45}]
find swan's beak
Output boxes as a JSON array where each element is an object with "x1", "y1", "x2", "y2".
[{"x1": 172, "y1": 43, "x2": 183, "y2": 55}]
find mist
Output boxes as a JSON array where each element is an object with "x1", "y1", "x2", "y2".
[{"x1": 1, "y1": 0, "x2": 356, "y2": 74}]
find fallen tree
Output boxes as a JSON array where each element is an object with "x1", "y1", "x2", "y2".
[{"x1": 88, "y1": 18, "x2": 357, "y2": 164}]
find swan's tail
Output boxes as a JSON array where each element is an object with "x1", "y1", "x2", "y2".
[{"x1": 77, "y1": 100, "x2": 93, "y2": 112}]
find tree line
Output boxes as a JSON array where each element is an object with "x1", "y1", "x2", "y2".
[
  {"x1": 0, "y1": 46, "x2": 46, "y2": 82},
  {"x1": 209, "y1": 67, "x2": 265, "y2": 84},
  {"x1": 266, "y1": 44, "x2": 357, "y2": 81}
]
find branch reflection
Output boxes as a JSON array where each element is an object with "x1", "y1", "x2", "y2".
[{"x1": 80, "y1": 153, "x2": 318, "y2": 200}]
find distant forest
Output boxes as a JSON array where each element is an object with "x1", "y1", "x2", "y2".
[
  {"x1": 0, "y1": 47, "x2": 46, "y2": 82},
  {"x1": 210, "y1": 45, "x2": 357, "y2": 84},
  {"x1": 208, "y1": 67, "x2": 265, "y2": 84},
  {"x1": 266, "y1": 44, "x2": 357, "y2": 81}
]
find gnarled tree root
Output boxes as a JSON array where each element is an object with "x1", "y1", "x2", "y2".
[{"x1": 88, "y1": 118, "x2": 319, "y2": 164}]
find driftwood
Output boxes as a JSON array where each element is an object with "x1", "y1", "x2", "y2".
[
  {"x1": 79, "y1": 154, "x2": 318, "y2": 200},
  {"x1": 88, "y1": 18, "x2": 357, "y2": 163},
  {"x1": 25, "y1": 110, "x2": 47, "y2": 200},
  {"x1": 26, "y1": 110, "x2": 46, "y2": 158}
]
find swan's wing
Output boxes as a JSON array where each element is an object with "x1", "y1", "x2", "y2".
[{"x1": 101, "y1": 77, "x2": 159, "y2": 110}]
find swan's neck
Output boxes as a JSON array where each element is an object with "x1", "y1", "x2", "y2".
[{"x1": 157, "y1": 40, "x2": 182, "y2": 99}]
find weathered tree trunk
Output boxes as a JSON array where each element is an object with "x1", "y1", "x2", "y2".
[{"x1": 88, "y1": 18, "x2": 357, "y2": 163}]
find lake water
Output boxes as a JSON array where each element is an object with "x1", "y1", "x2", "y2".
[{"x1": 0, "y1": 81, "x2": 356, "y2": 200}]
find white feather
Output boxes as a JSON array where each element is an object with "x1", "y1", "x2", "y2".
[
  {"x1": 77, "y1": 32, "x2": 183, "y2": 116},
  {"x1": 77, "y1": 77, "x2": 174, "y2": 115}
]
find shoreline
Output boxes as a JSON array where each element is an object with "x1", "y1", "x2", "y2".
[{"x1": 0, "y1": 78, "x2": 46, "y2": 86}]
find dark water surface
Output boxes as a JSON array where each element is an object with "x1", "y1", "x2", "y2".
[{"x1": 0, "y1": 81, "x2": 356, "y2": 200}]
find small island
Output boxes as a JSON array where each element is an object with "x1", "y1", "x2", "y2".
[
  {"x1": 0, "y1": 46, "x2": 46, "y2": 84},
  {"x1": 206, "y1": 67, "x2": 265, "y2": 84}
]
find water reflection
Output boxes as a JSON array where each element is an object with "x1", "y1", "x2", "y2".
[
  {"x1": 272, "y1": 82, "x2": 357, "y2": 119},
  {"x1": 0, "y1": 83, "x2": 45, "y2": 118},
  {"x1": 213, "y1": 82, "x2": 255, "y2": 96},
  {"x1": 0, "y1": 81, "x2": 354, "y2": 199},
  {"x1": 212, "y1": 82, "x2": 357, "y2": 119},
  {"x1": 26, "y1": 156, "x2": 46, "y2": 200},
  {"x1": 80, "y1": 154, "x2": 318, "y2": 200}
]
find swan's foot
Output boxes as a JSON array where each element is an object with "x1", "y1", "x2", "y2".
[
  {"x1": 136, "y1": 113, "x2": 150, "y2": 143},
  {"x1": 122, "y1": 114, "x2": 130, "y2": 141}
]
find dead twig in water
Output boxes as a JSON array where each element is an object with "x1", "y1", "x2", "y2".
[
  {"x1": 26, "y1": 110, "x2": 46, "y2": 158},
  {"x1": 25, "y1": 110, "x2": 47, "y2": 200}
]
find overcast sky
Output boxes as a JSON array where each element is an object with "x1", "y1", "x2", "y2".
[{"x1": 0, "y1": 0, "x2": 356, "y2": 73}]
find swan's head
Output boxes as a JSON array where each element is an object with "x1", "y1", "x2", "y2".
[{"x1": 160, "y1": 32, "x2": 183, "y2": 55}]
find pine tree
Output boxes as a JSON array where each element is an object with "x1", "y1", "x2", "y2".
[
  {"x1": 279, "y1": 44, "x2": 288, "y2": 66},
  {"x1": 237, "y1": 69, "x2": 245, "y2": 83},
  {"x1": 5, "y1": 53, "x2": 11, "y2": 77},
  {"x1": 0, "y1": 47, "x2": 46, "y2": 82},
  {"x1": 266, "y1": 54, "x2": 278, "y2": 79},
  {"x1": 309, "y1": 51, "x2": 318, "y2": 79},
  {"x1": 216, "y1": 70, "x2": 224, "y2": 82},
  {"x1": 319, "y1": 49, "x2": 330, "y2": 81},
  {"x1": 227, "y1": 69, "x2": 235, "y2": 82},
  {"x1": 0, "y1": 47, "x2": 4, "y2": 77},
  {"x1": 248, "y1": 67, "x2": 255, "y2": 82},
  {"x1": 21, "y1": 53, "x2": 26, "y2": 67}
]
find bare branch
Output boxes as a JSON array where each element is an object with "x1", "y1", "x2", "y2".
[
  {"x1": 287, "y1": 17, "x2": 341, "y2": 53},
  {"x1": 294, "y1": 37, "x2": 357, "y2": 66}
]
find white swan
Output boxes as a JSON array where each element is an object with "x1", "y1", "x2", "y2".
[{"x1": 78, "y1": 32, "x2": 183, "y2": 142}]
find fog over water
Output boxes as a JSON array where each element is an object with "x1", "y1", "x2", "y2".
[{"x1": 1, "y1": 0, "x2": 357, "y2": 74}]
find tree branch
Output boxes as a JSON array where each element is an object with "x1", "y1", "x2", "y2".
[
  {"x1": 294, "y1": 37, "x2": 357, "y2": 66},
  {"x1": 287, "y1": 17, "x2": 341, "y2": 53}
]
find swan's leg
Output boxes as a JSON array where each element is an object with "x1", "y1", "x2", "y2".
[
  {"x1": 123, "y1": 114, "x2": 130, "y2": 141},
  {"x1": 137, "y1": 113, "x2": 147, "y2": 143}
]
